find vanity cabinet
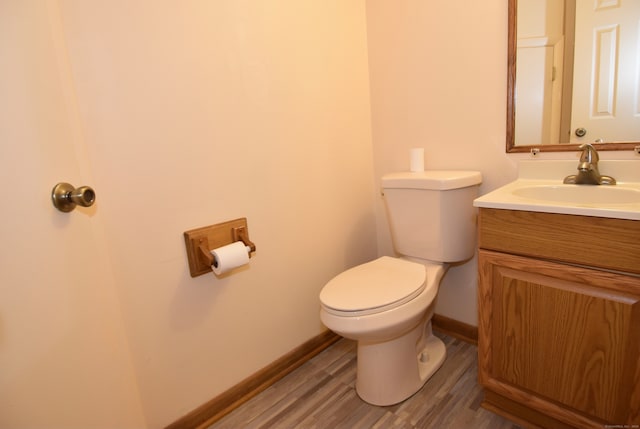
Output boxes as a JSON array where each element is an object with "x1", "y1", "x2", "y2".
[{"x1": 477, "y1": 208, "x2": 640, "y2": 429}]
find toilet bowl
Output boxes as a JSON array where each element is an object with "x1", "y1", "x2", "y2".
[
  {"x1": 318, "y1": 170, "x2": 481, "y2": 406},
  {"x1": 320, "y1": 256, "x2": 447, "y2": 405}
]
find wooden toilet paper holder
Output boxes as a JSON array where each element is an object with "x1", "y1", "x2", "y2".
[{"x1": 183, "y1": 218, "x2": 256, "y2": 277}]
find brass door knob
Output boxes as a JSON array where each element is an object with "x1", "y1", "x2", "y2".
[{"x1": 51, "y1": 182, "x2": 96, "y2": 212}]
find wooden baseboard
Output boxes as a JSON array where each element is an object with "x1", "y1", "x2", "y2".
[
  {"x1": 432, "y1": 313, "x2": 478, "y2": 345},
  {"x1": 165, "y1": 330, "x2": 340, "y2": 429}
]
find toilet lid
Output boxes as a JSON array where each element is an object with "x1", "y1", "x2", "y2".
[{"x1": 320, "y1": 256, "x2": 426, "y2": 314}]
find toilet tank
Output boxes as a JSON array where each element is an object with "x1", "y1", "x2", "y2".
[{"x1": 381, "y1": 171, "x2": 482, "y2": 263}]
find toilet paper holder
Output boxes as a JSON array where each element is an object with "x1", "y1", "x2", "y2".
[{"x1": 183, "y1": 218, "x2": 256, "y2": 277}]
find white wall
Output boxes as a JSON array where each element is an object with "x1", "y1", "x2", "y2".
[
  {"x1": 366, "y1": 0, "x2": 515, "y2": 326},
  {"x1": 57, "y1": 1, "x2": 376, "y2": 427},
  {"x1": 518, "y1": 0, "x2": 564, "y2": 39}
]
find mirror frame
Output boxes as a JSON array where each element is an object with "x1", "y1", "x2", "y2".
[{"x1": 506, "y1": 0, "x2": 638, "y2": 153}]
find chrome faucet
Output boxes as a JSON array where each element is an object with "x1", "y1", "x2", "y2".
[{"x1": 563, "y1": 143, "x2": 616, "y2": 185}]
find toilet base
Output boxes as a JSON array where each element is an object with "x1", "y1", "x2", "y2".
[{"x1": 355, "y1": 320, "x2": 446, "y2": 406}]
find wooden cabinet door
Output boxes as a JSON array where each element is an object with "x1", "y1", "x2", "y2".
[{"x1": 478, "y1": 250, "x2": 640, "y2": 427}]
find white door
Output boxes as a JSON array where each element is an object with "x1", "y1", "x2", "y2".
[
  {"x1": 570, "y1": 0, "x2": 640, "y2": 143},
  {"x1": 0, "y1": 2, "x2": 144, "y2": 427}
]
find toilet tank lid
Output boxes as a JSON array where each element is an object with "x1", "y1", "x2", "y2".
[{"x1": 382, "y1": 170, "x2": 482, "y2": 190}]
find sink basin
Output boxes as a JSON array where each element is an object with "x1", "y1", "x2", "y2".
[
  {"x1": 512, "y1": 185, "x2": 640, "y2": 205},
  {"x1": 473, "y1": 160, "x2": 640, "y2": 220}
]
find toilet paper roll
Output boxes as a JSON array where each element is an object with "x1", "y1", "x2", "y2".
[
  {"x1": 210, "y1": 241, "x2": 251, "y2": 275},
  {"x1": 410, "y1": 148, "x2": 425, "y2": 172}
]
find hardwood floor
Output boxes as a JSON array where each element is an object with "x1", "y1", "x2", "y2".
[{"x1": 207, "y1": 333, "x2": 521, "y2": 429}]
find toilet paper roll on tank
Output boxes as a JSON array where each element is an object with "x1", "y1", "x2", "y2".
[
  {"x1": 410, "y1": 148, "x2": 425, "y2": 172},
  {"x1": 210, "y1": 241, "x2": 251, "y2": 275}
]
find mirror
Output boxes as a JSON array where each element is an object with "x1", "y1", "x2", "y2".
[{"x1": 507, "y1": 0, "x2": 639, "y2": 152}]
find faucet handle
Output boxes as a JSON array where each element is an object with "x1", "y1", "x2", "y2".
[{"x1": 579, "y1": 143, "x2": 599, "y2": 163}]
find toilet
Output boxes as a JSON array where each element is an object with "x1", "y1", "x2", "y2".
[{"x1": 319, "y1": 170, "x2": 482, "y2": 406}]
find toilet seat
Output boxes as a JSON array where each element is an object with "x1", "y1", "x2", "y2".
[{"x1": 320, "y1": 256, "x2": 426, "y2": 317}]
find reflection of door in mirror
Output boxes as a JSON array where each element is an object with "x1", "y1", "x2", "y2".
[{"x1": 570, "y1": 0, "x2": 640, "y2": 144}]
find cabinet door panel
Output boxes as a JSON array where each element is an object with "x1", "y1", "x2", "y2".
[{"x1": 479, "y1": 250, "x2": 640, "y2": 425}]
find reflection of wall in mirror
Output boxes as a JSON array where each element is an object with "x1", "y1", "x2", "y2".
[{"x1": 515, "y1": 0, "x2": 565, "y2": 146}]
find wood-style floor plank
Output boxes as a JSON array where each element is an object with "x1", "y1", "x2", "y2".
[{"x1": 208, "y1": 333, "x2": 521, "y2": 429}]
